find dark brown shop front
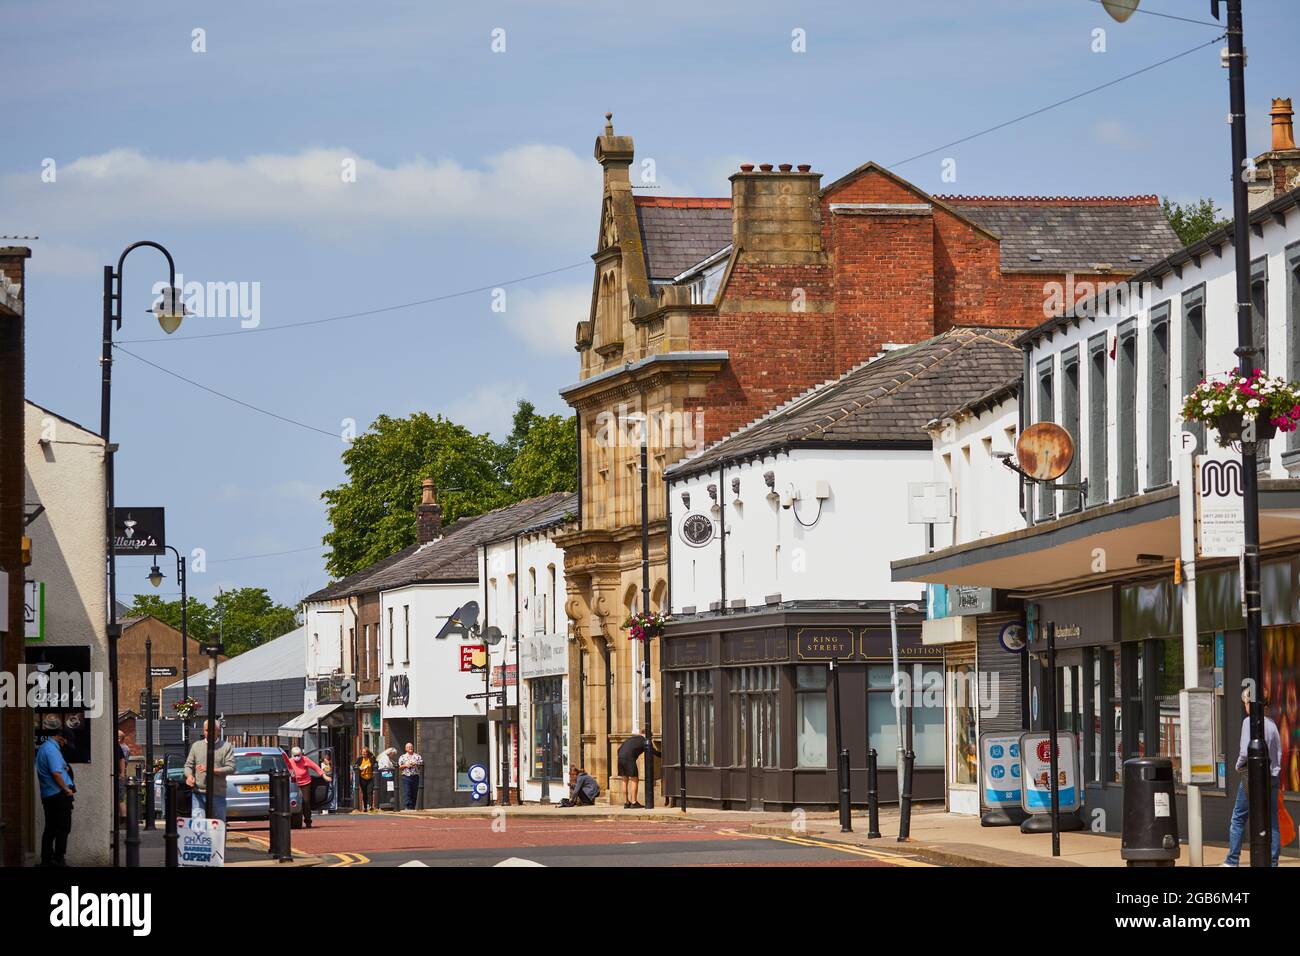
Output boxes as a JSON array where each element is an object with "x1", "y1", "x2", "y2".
[{"x1": 660, "y1": 611, "x2": 943, "y2": 810}]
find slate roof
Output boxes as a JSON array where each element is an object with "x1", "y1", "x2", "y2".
[
  {"x1": 665, "y1": 327, "x2": 1024, "y2": 480},
  {"x1": 634, "y1": 198, "x2": 733, "y2": 280},
  {"x1": 304, "y1": 492, "x2": 574, "y2": 602},
  {"x1": 937, "y1": 196, "x2": 1181, "y2": 274}
]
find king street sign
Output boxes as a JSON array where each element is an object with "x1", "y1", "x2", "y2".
[{"x1": 113, "y1": 507, "x2": 166, "y2": 556}]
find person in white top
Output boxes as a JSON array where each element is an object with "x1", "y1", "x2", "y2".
[{"x1": 1222, "y1": 689, "x2": 1283, "y2": 867}]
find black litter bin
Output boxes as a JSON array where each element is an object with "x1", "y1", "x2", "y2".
[
  {"x1": 379, "y1": 768, "x2": 398, "y2": 811},
  {"x1": 1121, "y1": 756, "x2": 1180, "y2": 866}
]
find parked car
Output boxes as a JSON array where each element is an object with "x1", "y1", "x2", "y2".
[
  {"x1": 227, "y1": 748, "x2": 308, "y2": 827},
  {"x1": 153, "y1": 766, "x2": 192, "y2": 817}
]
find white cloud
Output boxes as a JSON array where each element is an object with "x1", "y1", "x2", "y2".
[
  {"x1": 500, "y1": 282, "x2": 590, "y2": 356},
  {"x1": 442, "y1": 380, "x2": 528, "y2": 438},
  {"x1": 4, "y1": 145, "x2": 601, "y2": 243}
]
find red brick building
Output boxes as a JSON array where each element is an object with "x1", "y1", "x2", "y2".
[{"x1": 558, "y1": 116, "x2": 1181, "y2": 796}]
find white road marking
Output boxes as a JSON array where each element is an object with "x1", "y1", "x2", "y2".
[{"x1": 494, "y1": 857, "x2": 546, "y2": 867}]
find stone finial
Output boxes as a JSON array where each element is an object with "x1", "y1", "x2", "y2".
[{"x1": 604, "y1": 112, "x2": 614, "y2": 136}]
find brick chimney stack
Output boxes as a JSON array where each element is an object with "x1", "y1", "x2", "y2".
[
  {"x1": 416, "y1": 478, "x2": 442, "y2": 544},
  {"x1": 729, "y1": 164, "x2": 825, "y2": 265},
  {"x1": 1249, "y1": 97, "x2": 1300, "y2": 210}
]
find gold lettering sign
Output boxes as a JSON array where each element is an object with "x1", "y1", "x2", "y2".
[{"x1": 795, "y1": 627, "x2": 855, "y2": 660}]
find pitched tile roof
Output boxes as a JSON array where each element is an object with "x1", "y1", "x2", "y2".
[
  {"x1": 937, "y1": 195, "x2": 1181, "y2": 274},
  {"x1": 634, "y1": 197, "x2": 733, "y2": 280},
  {"x1": 665, "y1": 327, "x2": 1024, "y2": 480},
  {"x1": 304, "y1": 492, "x2": 575, "y2": 602}
]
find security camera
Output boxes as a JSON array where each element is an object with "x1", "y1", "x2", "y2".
[
  {"x1": 780, "y1": 488, "x2": 794, "y2": 509},
  {"x1": 993, "y1": 451, "x2": 1012, "y2": 460}
]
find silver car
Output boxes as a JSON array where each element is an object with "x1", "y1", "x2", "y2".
[{"x1": 226, "y1": 748, "x2": 306, "y2": 826}]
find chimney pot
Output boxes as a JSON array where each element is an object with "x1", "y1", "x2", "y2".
[
  {"x1": 778, "y1": 163, "x2": 793, "y2": 172},
  {"x1": 797, "y1": 164, "x2": 812, "y2": 173},
  {"x1": 759, "y1": 163, "x2": 774, "y2": 172},
  {"x1": 740, "y1": 163, "x2": 755, "y2": 172},
  {"x1": 416, "y1": 477, "x2": 442, "y2": 543},
  {"x1": 1271, "y1": 97, "x2": 1297, "y2": 152}
]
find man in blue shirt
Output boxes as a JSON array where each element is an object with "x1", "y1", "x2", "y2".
[
  {"x1": 1223, "y1": 690, "x2": 1283, "y2": 867},
  {"x1": 34, "y1": 731, "x2": 76, "y2": 867}
]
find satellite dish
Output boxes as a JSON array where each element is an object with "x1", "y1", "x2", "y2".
[
  {"x1": 1016, "y1": 423, "x2": 1075, "y2": 482},
  {"x1": 483, "y1": 625, "x2": 504, "y2": 646},
  {"x1": 434, "y1": 600, "x2": 481, "y2": 640}
]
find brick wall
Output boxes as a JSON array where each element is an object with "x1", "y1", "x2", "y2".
[{"x1": 0, "y1": 247, "x2": 29, "y2": 866}]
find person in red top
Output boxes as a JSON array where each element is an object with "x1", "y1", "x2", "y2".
[{"x1": 286, "y1": 746, "x2": 327, "y2": 829}]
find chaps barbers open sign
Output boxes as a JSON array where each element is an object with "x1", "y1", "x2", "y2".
[{"x1": 113, "y1": 507, "x2": 166, "y2": 556}]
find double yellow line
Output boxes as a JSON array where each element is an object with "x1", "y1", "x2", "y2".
[
  {"x1": 718, "y1": 827, "x2": 934, "y2": 867},
  {"x1": 328, "y1": 852, "x2": 369, "y2": 867}
]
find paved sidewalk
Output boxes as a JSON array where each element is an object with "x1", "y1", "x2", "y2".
[{"x1": 131, "y1": 823, "x2": 326, "y2": 867}]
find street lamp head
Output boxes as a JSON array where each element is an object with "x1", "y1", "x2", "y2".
[
  {"x1": 150, "y1": 287, "x2": 189, "y2": 335},
  {"x1": 147, "y1": 564, "x2": 165, "y2": 588},
  {"x1": 1101, "y1": 0, "x2": 1139, "y2": 22}
]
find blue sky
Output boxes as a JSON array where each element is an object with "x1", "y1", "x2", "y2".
[{"x1": 6, "y1": 0, "x2": 1297, "y2": 607}]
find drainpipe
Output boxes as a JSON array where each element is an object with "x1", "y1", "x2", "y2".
[
  {"x1": 603, "y1": 639, "x2": 612, "y2": 793},
  {"x1": 513, "y1": 534, "x2": 522, "y2": 801},
  {"x1": 575, "y1": 411, "x2": 582, "y2": 526},
  {"x1": 718, "y1": 465, "x2": 727, "y2": 613}
]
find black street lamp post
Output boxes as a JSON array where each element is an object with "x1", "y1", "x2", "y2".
[
  {"x1": 1105, "y1": 0, "x2": 1270, "y2": 870},
  {"x1": 102, "y1": 241, "x2": 185, "y2": 867},
  {"x1": 150, "y1": 545, "x2": 190, "y2": 741},
  {"x1": 637, "y1": 412, "x2": 655, "y2": 810}
]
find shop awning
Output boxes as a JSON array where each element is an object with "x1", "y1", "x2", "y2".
[
  {"x1": 892, "y1": 480, "x2": 1300, "y2": 593},
  {"x1": 278, "y1": 702, "x2": 343, "y2": 738}
]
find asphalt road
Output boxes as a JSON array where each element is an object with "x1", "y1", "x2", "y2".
[{"x1": 228, "y1": 813, "x2": 933, "y2": 868}]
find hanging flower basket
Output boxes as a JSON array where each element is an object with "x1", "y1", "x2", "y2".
[
  {"x1": 173, "y1": 696, "x2": 201, "y2": 720},
  {"x1": 623, "y1": 611, "x2": 670, "y2": 641},
  {"x1": 1181, "y1": 368, "x2": 1300, "y2": 447}
]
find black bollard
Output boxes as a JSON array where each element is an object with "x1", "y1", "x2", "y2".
[
  {"x1": 866, "y1": 748, "x2": 881, "y2": 839},
  {"x1": 837, "y1": 749, "x2": 852, "y2": 833},
  {"x1": 164, "y1": 780, "x2": 179, "y2": 867},
  {"x1": 124, "y1": 776, "x2": 141, "y2": 867},
  {"x1": 269, "y1": 769, "x2": 292, "y2": 862},
  {"x1": 898, "y1": 748, "x2": 915, "y2": 842}
]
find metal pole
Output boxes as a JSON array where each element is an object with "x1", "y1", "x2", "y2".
[
  {"x1": 676, "y1": 678, "x2": 687, "y2": 812},
  {"x1": 1048, "y1": 621, "x2": 1061, "y2": 858},
  {"x1": 204, "y1": 605, "x2": 221, "y2": 822},
  {"x1": 103, "y1": 263, "x2": 119, "y2": 868},
  {"x1": 640, "y1": 422, "x2": 655, "y2": 810},
  {"x1": 163, "y1": 779, "x2": 178, "y2": 867},
  {"x1": 889, "y1": 604, "x2": 904, "y2": 790},
  {"x1": 175, "y1": 546, "x2": 189, "y2": 745},
  {"x1": 832, "y1": 658, "x2": 851, "y2": 832},
  {"x1": 144, "y1": 637, "x2": 155, "y2": 828},
  {"x1": 899, "y1": 746, "x2": 914, "y2": 841},
  {"x1": 1178, "y1": 444, "x2": 1204, "y2": 866},
  {"x1": 867, "y1": 748, "x2": 881, "y2": 838},
  {"x1": 124, "y1": 776, "x2": 140, "y2": 867},
  {"x1": 1222, "y1": 0, "x2": 1271, "y2": 869}
]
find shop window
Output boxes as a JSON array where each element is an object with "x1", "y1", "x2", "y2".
[
  {"x1": 1147, "y1": 304, "x2": 1171, "y2": 489},
  {"x1": 1060, "y1": 347, "x2": 1082, "y2": 513},
  {"x1": 1181, "y1": 285, "x2": 1206, "y2": 452},
  {"x1": 454, "y1": 715, "x2": 490, "y2": 791},
  {"x1": 729, "y1": 666, "x2": 778, "y2": 769},
  {"x1": 950, "y1": 662, "x2": 978, "y2": 785},
  {"x1": 795, "y1": 666, "x2": 828, "y2": 769},
  {"x1": 1036, "y1": 357, "x2": 1055, "y2": 520},
  {"x1": 866, "y1": 663, "x2": 944, "y2": 768},
  {"x1": 1117, "y1": 321, "x2": 1138, "y2": 498},
  {"x1": 1087, "y1": 333, "x2": 1109, "y2": 506},
  {"x1": 1263, "y1": 625, "x2": 1300, "y2": 793},
  {"x1": 681, "y1": 670, "x2": 713, "y2": 766},
  {"x1": 529, "y1": 676, "x2": 563, "y2": 780}
]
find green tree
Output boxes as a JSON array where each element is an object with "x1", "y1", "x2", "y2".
[
  {"x1": 125, "y1": 594, "x2": 214, "y2": 641},
  {"x1": 507, "y1": 410, "x2": 577, "y2": 499},
  {"x1": 1161, "y1": 197, "x2": 1230, "y2": 247},
  {"x1": 125, "y1": 588, "x2": 296, "y2": 657},
  {"x1": 321, "y1": 413, "x2": 510, "y2": 577},
  {"x1": 211, "y1": 587, "x2": 299, "y2": 657}
]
